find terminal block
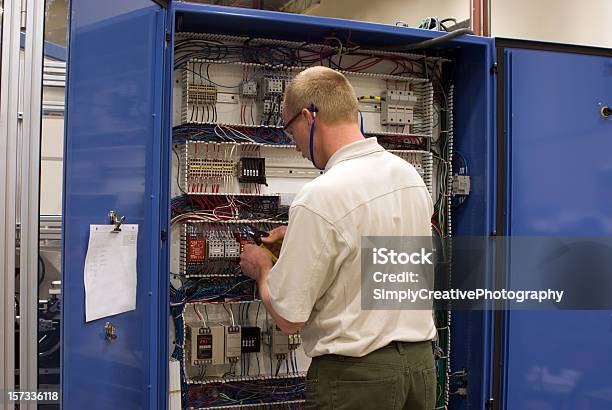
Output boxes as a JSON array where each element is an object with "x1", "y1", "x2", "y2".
[
  {"x1": 187, "y1": 84, "x2": 218, "y2": 105},
  {"x1": 289, "y1": 333, "x2": 302, "y2": 350}
]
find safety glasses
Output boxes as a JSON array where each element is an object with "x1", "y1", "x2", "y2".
[{"x1": 282, "y1": 110, "x2": 302, "y2": 139}]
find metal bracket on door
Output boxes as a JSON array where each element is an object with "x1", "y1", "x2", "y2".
[
  {"x1": 108, "y1": 210, "x2": 126, "y2": 232},
  {"x1": 104, "y1": 322, "x2": 117, "y2": 342}
]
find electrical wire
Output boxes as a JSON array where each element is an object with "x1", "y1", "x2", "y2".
[{"x1": 382, "y1": 28, "x2": 474, "y2": 52}]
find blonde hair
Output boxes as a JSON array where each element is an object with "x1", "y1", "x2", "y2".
[{"x1": 283, "y1": 66, "x2": 358, "y2": 124}]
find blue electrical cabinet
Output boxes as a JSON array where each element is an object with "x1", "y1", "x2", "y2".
[{"x1": 61, "y1": 1, "x2": 612, "y2": 409}]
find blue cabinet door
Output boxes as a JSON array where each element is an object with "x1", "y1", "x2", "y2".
[
  {"x1": 497, "y1": 42, "x2": 612, "y2": 409},
  {"x1": 61, "y1": 1, "x2": 166, "y2": 408}
]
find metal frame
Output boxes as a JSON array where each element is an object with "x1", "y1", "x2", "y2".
[
  {"x1": 496, "y1": 37, "x2": 612, "y2": 58},
  {"x1": 0, "y1": 0, "x2": 21, "y2": 405},
  {"x1": 490, "y1": 43, "x2": 507, "y2": 410},
  {"x1": 148, "y1": 8, "x2": 168, "y2": 408},
  {"x1": 159, "y1": 10, "x2": 175, "y2": 407},
  {"x1": 20, "y1": 32, "x2": 67, "y2": 62},
  {"x1": 20, "y1": 0, "x2": 45, "y2": 406}
]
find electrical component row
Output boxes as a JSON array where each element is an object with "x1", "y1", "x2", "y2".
[
  {"x1": 180, "y1": 141, "x2": 314, "y2": 195},
  {"x1": 171, "y1": 194, "x2": 284, "y2": 222},
  {"x1": 185, "y1": 323, "x2": 301, "y2": 367},
  {"x1": 179, "y1": 56, "x2": 432, "y2": 136},
  {"x1": 180, "y1": 221, "x2": 285, "y2": 277}
]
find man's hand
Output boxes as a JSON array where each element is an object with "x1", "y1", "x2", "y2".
[
  {"x1": 240, "y1": 244, "x2": 273, "y2": 281},
  {"x1": 261, "y1": 225, "x2": 287, "y2": 244},
  {"x1": 241, "y1": 233, "x2": 306, "y2": 335}
]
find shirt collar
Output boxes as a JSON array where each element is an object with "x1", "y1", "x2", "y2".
[{"x1": 324, "y1": 138, "x2": 384, "y2": 172}]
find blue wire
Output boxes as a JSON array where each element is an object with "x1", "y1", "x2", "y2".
[
  {"x1": 359, "y1": 110, "x2": 365, "y2": 134},
  {"x1": 307, "y1": 104, "x2": 323, "y2": 170}
]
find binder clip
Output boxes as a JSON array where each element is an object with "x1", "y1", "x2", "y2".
[{"x1": 108, "y1": 210, "x2": 126, "y2": 233}]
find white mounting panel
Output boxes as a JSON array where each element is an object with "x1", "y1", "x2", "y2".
[{"x1": 177, "y1": 302, "x2": 311, "y2": 384}]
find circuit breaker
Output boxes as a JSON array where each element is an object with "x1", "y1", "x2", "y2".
[
  {"x1": 224, "y1": 325, "x2": 242, "y2": 363},
  {"x1": 381, "y1": 104, "x2": 414, "y2": 126},
  {"x1": 384, "y1": 89, "x2": 418, "y2": 105},
  {"x1": 381, "y1": 89, "x2": 418, "y2": 126}
]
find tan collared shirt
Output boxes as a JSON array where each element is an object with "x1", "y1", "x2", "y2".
[{"x1": 267, "y1": 138, "x2": 436, "y2": 357}]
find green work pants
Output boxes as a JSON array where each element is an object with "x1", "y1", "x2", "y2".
[{"x1": 305, "y1": 341, "x2": 436, "y2": 410}]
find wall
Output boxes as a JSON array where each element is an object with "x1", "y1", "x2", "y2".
[
  {"x1": 45, "y1": 0, "x2": 68, "y2": 47},
  {"x1": 307, "y1": 0, "x2": 612, "y2": 48},
  {"x1": 40, "y1": 109, "x2": 64, "y2": 216},
  {"x1": 491, "y1": 0, "x2": 612, "y2": 48},
  {"x1": 307, "y1": 0, "x2": 470, "y2": 28}
]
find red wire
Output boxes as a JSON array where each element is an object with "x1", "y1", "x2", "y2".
[{"x1": 344, "y1": 56, "x2": 382, "y2": 71}]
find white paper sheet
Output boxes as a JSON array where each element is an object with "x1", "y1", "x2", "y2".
[{"x1": 84, "y1": 224, "x2": 138, "y2": 322}]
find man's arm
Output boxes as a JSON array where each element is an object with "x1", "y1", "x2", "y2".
[
  {"x1": 240, "y1": 206, "x2": 341, "y2": 334},
  {"x1": 240, "y1": 243, "x2": 305, "y2": 334},
  {"x1": 257, "y1": 265, "x2": 305, "y2": 334}
]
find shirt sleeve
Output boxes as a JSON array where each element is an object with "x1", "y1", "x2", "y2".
[{"x1": 266, "y1": 204, "x2": 345, "y2": 323}]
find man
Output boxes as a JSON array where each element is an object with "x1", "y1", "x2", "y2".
[{"x1": 240, "y1": 66, "x2": 436, "y2": 409}]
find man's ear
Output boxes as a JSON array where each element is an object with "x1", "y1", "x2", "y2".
[{"x1": 301, "y1": 108, "x2": 312, "y2": 126}]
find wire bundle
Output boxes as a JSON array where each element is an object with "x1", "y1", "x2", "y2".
[
  {"x1": 171, "y1": 278, "x2": 256, "y2": 307},
  {"x1": 431, "y1": 88, "x2": 454, "y2": 410},
  {"x1": 174, "y1": 124, "x2": 293, "y2": 145},
  {"x1": 172, "y1": 194, "x2": 287, "y2": 223},
  {"x1": 172, "y1": 199, "x2": 287, "y2": 226},
  {"x1": 174, "y1": 35, "x2": 440, "y2": 78},
  {"x1": 187, "y1": 378, "x2": 305, "y2": 408}
]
